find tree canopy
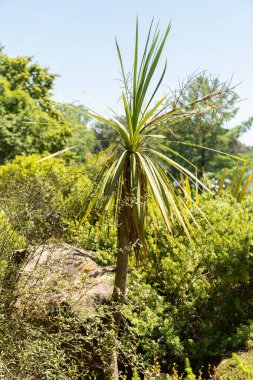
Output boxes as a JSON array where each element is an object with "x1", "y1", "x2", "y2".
[
  {"x1": 162, "y1": 75, "x2": 253, "y2": 176},
  {"x1": 58, "y1": 103, "x2": 98, "y2": 162},
  {"x1": 0, "y1": 49, "x2": 71, "y2": 163}
]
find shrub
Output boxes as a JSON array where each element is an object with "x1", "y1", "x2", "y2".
[
  {"x1": 123, "y1": 193, "x2": 253, "y2": 373},
  {"x1": 0, "y1": 210, "x2": 26, "y2": 284},
  {"x1": 2, "y1": 155, "x2": 253, "y2": 378},
  {"x1": 0, "y1": 154, "x2": 92, "y2": 243}
]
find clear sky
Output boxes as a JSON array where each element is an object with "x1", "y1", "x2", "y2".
[{"x1": 0, "y1": 0, "x2": 252, "y2": 144}]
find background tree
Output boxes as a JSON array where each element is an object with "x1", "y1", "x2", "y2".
[
  {"x1": 94, "y1": 117, "x2": 124, "y2": 152},
  {"x1": 0, "y1": 49, "x2": 71, "y2": 163},
  {"x1": 59, "y1": 103, "x2": 98, "y2": 162},
  {"x1": 162, "y1": 75, "x2": 253, "y2": 177},
  {"x1": 0, "y1": 51, "x2": 57, "y2": 116}
]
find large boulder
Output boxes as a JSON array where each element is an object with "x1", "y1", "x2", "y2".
[{"x1": 18, "y1": 242, "x2": 115, "y2": 318}]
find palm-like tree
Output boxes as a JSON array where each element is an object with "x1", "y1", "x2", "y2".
[{"x1": 70, "y1": 20, "x2": 228, "y2": 379}]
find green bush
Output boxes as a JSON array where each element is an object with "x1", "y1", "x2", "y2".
[
  {"x1": 0, "y1": 210, "x2": 26, "y2": 284},
  {"x1": 123, "y1": 193, "x2": 253, "y2": 373},
  {"x1": 0, "y1": 154, "x2": 92, "y2": 243},
  {"x1": 0, "y1": 303, "x2": 102, "y2": 379}
]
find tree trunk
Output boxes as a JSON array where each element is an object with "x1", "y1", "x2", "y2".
[
  {"x1": 103, "y1": 161, "x2": 133, "y2": 380},
  {"x1": 201, "y1": 148, "x2": 205, "y2": 177}
]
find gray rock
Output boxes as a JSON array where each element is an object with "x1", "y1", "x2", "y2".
[{"x1": 19, "y1": 242, "x2": 114, "y2": 317}]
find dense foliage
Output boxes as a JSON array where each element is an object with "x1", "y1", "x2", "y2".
[
  {"x1": 59, "y1": 104, "x2": 99, "y2": 162},
  {"x1": 162, "y1": 75, "x2": 253, "y2": 176},
  {"x1": 124, "y1": 194, "x2": 253, "y2": 373},
  {"x1": 0, "y1": 155, "x2": 253, "y2": 378},
  {"x1": 0, "y1": 155, "x2": 92, "y2": 242},
  {"x1": 0, "y1": 49, "x2": 71, "y2": 163}
]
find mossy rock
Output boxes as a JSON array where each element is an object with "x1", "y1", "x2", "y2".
[{"x1": 216, "y1": 350, "x2": 253, "y2": 379}]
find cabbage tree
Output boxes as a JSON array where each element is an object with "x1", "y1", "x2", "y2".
[{"x1": 66, "y1": 20, "x2": 228, "y2": 379}]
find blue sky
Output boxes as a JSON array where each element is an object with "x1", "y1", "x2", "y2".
[{"x1": 0, "y1": 0, "x2": 252, "y2": 144}]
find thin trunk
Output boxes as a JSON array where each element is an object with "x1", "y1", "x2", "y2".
[
  {"x1": 201, "y1": 148, "x2": 205, "y2": 178},
  {"x1": 200, "y1": 133, "x2": 206, "y2": 178},
  {"x1": 103, "y1": 161, "x2": 132, "y2": 380}
]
